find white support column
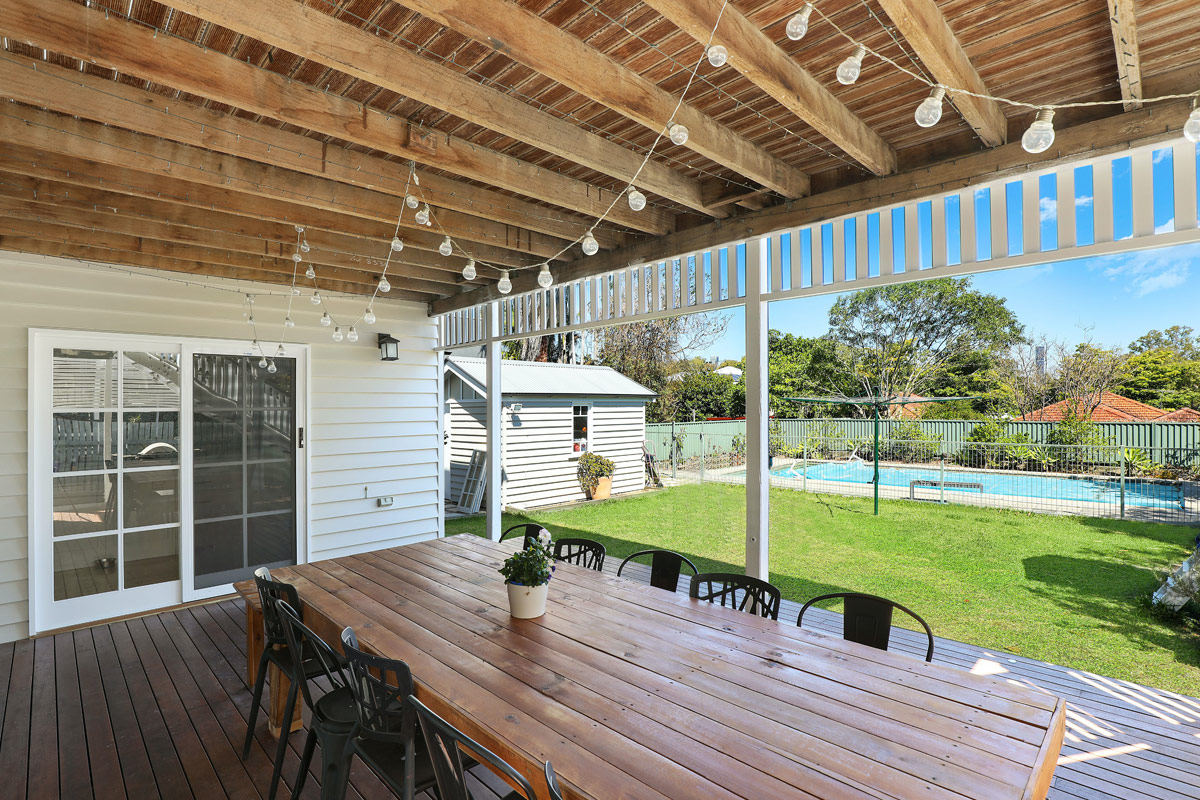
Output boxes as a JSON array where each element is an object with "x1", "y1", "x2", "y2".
[
  {"x1": 744, "y1": 238, "x2": 770, "y2": 581},
  {"x1": 485, "y1": 302, "x2": 503, "y2": 542}
]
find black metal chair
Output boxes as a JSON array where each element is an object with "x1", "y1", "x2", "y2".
[
  {"x1": 406, "y1": 695, "x2": 539, "y2": 800},
  {"x1": 275, "y1": 600, "x2": 358, "y2": 800},
  {"x1": 553, "y1": 538, "x2": 605, "y2": 571},
  {"x1": 689, "y1": 573, "x2": 782, "y2": 620},
  {"x1": 797, "y1": 592, "x2": 935, "y2": 662},
  {"x1": 616, "y1": 549, "x2": 698, "y2": 592},
  {"x1": 545, "y1": 760, "x2": 564, "y2": 800},
  {"x1": 501, "y1": 523, "x2": 549, "y2": 550},
  {"x1": 338, "y1": 627, "x2": 442, "y2": 798},
  {"x1": 242, "y1": 567, "x2": 341, "y2": 800}
]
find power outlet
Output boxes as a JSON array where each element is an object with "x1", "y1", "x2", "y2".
[{"x1": 377, "y1": 496, "x2": 394, "y2": 508}]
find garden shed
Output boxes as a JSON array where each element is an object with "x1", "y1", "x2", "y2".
[{"x1": 444, "y1": 357, "x2": 655, "y2": 510}]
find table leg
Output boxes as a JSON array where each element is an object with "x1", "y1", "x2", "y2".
[{"x1": 244, "y1": 601, "x2": 302, "y2": 737}]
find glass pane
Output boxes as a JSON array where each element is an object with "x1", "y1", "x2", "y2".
[
  {"x1": 248, "y1": 462, "x2": 295, "y2": 513},
  {"x1": 194, "y1": 410, "x2": 244, "y2": 463},
  {"x1": 125, "y1": 527, "x2": 179, "y2": 589},
  {"x1": 194, "y1": 519, "x2": 244, "y2": 589},
  {"x1": 122, "y1": 352, "x2": 181, "y2": 409},
  {"x1": 194, "y1": 464, "x2": 243, "y2": 520},
  {"x1": 193, "y1": 354, "x2": 242, "y2": 410},
  {"x1": 248, "y1": 357, "x2": 295, "y2": 408},
  {"x1": 124, "y1": 412, "x2": 180, "y2": 467},
  {"x1": 53, "y1": 412, "x2": 117, "y2": 472},
  {"x1": 123, "y1": 470, "x2": 179, "y2": 528},
  {"x1": 54, "y1": 535, "x2": 118, "y2": 600},
  {"x1": 54, "y1": 474, "x2": 117, "y2": 536},
  {"x1": 247, "y1": 411, "x2": 293, "y2": 460},
  {"x1": 53, "y1": 348, "x2": 117, "y2": 408},
  {"x1": 248, "y1": 513, "x2": 294, "y2": 567}
]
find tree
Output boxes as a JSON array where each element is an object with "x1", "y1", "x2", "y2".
[
  {"x1": 502, "y1": 332, "x2": 578, "y2": 363},
  {"x1": 1118, "y1": 348, "x2": 1200, "y2": 410},
  {"x1": 1129, "y1": 325, "x2": 1200, "y2": 359},
  {"x1": 824, "y1": 277, "x2": 1024, "y2": 416},
  {"x1": 1053, "y1": 340, "x2": 1128, "y2": 417},
  {"x1": 658, "y1": 368, "x2": 741, "y2": 421},
  {"x1": 996, "y1": 337, "x2": 1056, "y2": 419}
]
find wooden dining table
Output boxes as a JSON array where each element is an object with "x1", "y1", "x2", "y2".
[{"x1": 235, "y1": 534, "x2": 1066, "y2": 800}]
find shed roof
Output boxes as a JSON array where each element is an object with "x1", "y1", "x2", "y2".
[{"x1": 445, "y1": 357, "x2": 655, "y2": 399}]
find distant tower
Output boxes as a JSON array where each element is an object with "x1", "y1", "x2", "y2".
[{"x1": 1035, "y1": 345, "x2": 1047, "y2": 377}]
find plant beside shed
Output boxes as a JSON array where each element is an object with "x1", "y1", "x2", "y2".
[{"x1": 577, "y1": 452, "x2": 615, "y2": 500}]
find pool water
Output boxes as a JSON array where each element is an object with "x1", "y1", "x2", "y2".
[{"x1": 762, "y1": 460, "x2": 1184, "y2": 509}]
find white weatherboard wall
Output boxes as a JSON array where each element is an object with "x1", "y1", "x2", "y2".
[{"x1": 0, "y1": 253, "x2": 442, "y2": 643}]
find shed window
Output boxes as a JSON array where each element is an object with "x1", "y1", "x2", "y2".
[{"x1": 572, "y1": 404, "x2": 591, "y2": 453}]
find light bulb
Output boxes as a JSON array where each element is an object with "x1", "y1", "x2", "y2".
[
  {"x1": 305, "y1": 266, "x2": 316, "y2": 279},
  {"x1": 1021, "y1": 108, "x2": 1056, "y2": 154},
  {"x1": 311, "y1": 292, "x2": 322, "y2": 305},
  {"x1": 581, "y1": 231, "x2": 599, "y2": 256},
  {"x1": 462, "y1": 259, "x2": 477, "y2": 280},
  {"x1": 668, "y1": 122, "x2": 689, "y2": 145},
  {"x1": 291, "y1": 287, "x2": 301, "y2": 296},
  {"x1": 537, "y1": 264, "x2": 553, "y2": 288},
  {"x1": 364, "y1": 307, "x2": 376, "y2": 324},
  {"x1": 415, "y1": 205, "x2": 431, "y2": 226},
  {"x1": 320, "y1": 312, "x2": 332, "y2": 326},
  {"x1": 284, "y1": 316, "x2": 294, "y2": 328},
  {"x1": 405, "y1": 194, "x2": 419, "y2": 209},
  {"x1": 300, "y1": 241, "x2": 310, "y2": 253},
  {"x1": 786, "y1": 3, "x2": 813, "y2": 41},
  {"x1": 247, "y1": 314, "x2": 256, "y2": 326},
  {"x1": 332, "y1": 326, "x2": 344, "y2": 343},
  {"x1": 378, "y1": 276, "x2": 391, "y2": 293},
  {"x1": 267, "y1": 359, "x2": 277, "y2": 374},
  {"x1": 914, "y1": 86, "x2": 946, "y2": 128},
  {"x1": 291, "y1": 252, "x2": 302, "y2": 263},
  {"x1": 1184, "y1": 108, "x2": 1200, "y2": 144},
  {"x1": 390, "y1": 236, "x2": 404, "y2": 252},
  {"x1": 837, "y1": 45, "x2": 866, "y2": 85},
  {"x1": 275, "y1": 344, "x2": 286, "y2": 357},
  {"x1": 706, "y1": 45, "x2": 728, "y2": 68},
  {"x1": 347, "y1": 326, "x2": 359, "y2": 343},
  {"x1": 626, "y1": 186, "x2": 647, "y2": 211},
  {"x1": 258, "y1": 356, "x2": 268, "y2": 368},
  {"x1": 497, "y1": 270, "x2": 512, "y2": 295},
  {"x1": 439, "y1": 236, "x2": 453, "y2": 256},
  {"x1": 294, "y1": 225, "x2": 305, "y2": 233}
]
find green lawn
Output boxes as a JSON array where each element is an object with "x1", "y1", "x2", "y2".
[{"x1": 447, "y1": 483, "x2": 1200, "y2": 696}]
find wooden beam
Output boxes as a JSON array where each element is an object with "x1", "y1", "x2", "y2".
[
  {"x1": 0, "y1": 144, "x2": 537, "y2": 269},
  {"x1": 875, "y1": 0, "x2": 1009, "y2": 147},
  {"x1": 643, "y1": 0, "x2": 897, "y2": 176},
  {"x1": 432, "y1": 96, "x2": 1194, "y2": 314},
  {"x1": 398, "y1": 0, "x2": 809, "y2": 199},
  {"x1": 0, "y1": 0, "x2": 672, "y2": 233},
  {"x1": 152, "y1": 0, "x2": 713, "y2": 215},
  {"x1": 0, "y1": 104, "x2": 561, "y2": 261},
  {"x1": 1105, "y1": 0, "x2": 1143, "y2": 111}
]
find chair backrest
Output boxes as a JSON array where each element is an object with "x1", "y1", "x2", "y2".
[
  {"x1": 501, "y1": 523, "x2": 548, "y2": 550},
  {"x1": 340, "y1": 627, "x2": 414, "y2": 744},
  {"x1": 617, "y1": 549, "x2": 698, "y2": 592},
  {"x1": 689, "y1": 573, "x2": 781, "y2": 620},
  {"x1": 406, "y1": 696, "x2": 537, "y2": 800},
  {"x1": 274, "y1": 600, "x2": 349, "y2": 710},
  {"x1": 545, "y1": 760, "x2": 564, "y2": 800},
  {"x1": 553, "y1": 538, "x2": 605, "y2": 571},
  {"x1": 253, "y1": 567, "x2": 301, "y2": 647},
  {"x1": 796, "y1": 592, "x2": 935, "y2": 662}
]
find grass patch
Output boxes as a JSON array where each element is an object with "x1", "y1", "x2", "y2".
[{"x1": 447, "y1": 483, "x2": 1200, "y2": 696}]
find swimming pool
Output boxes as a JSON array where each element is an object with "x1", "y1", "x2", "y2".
[{"x1": 761, "y1": 460, "x2": 1185, "y2": 509}]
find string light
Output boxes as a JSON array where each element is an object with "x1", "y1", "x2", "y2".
[
  {"x1": 304, "y1": 266, "x2": 316, "y2": 280},
  {"x1": 415, "y1": 205, "x2": 431, "y2": 226},
  {"x1": 347, "y1": 326, "x2": 359, "y2": 343},
  {"x1": 1022, "y1": 108, "x2": 1056, "y2": 154},
  {"x1": 537, "y1": 263, "x2": 553, "y2": 288},
  {"x1": 581, "y1": 231, "x2": 600, "y2": 256},
  {"x1": 837, "y1": 45, "x2": 867, "y2": 85},
  {"x1": 291, "y1": 287, "x2": 301, "y2": 296},
  {"x1": 320, "y1": 311, "x2": 332, "y2": 326},
  {"x1": 439, "y1": 236, "x2": 453, "y2": 256},
  {"x1": 706, "y1": 45, "x2": 728, "y2": 68},
  {"x1": 284, "y1": 316, "x2": 294, "y2": 328},
  {"x1": 275, "y1": 344, "x2": 286, "y2": 357},
  {"x1": 786, "y1": 3, "x2": 814, "y2": 41},
  {"x1": 1185, "y1": 107, "x2": 1200, "y2": 143},
  {"x1": 914, "y1": 87, "x2": 946, "y2": 128},
  {"x1": 291, "y1": 252, "x2": 302, "y2": 263},
  {"x1": 332, "y1": 326, "x2": 344, "y2": 342},
  {"x1": 364, "y1": 307, "x2": 376, "y2": 324},
  {"x1": 267, "y1": 359, "x2": 278, "y2": 374},
  {"x1": 258, "y1": 356, "x2": 268, "y2": 368},
  {"x1": 668, "y1": 123, "x2": 689, "y2": 145},
  {"x1": 378, "y1": 276, "x2": 391, "y2": 293},
  {"x1": 497, "y1": 270, "x2": 512, "y2": 294},
  {"x1": 462, "y1": 259, "x2": 477, "y2": 280},
  {"x1": 311, "y1": 291, "x2": 322, "y2": 305},
  {"x1": 405, "y1": 195, "x2": 419, "y2": 209},
  {"x1": 626, "y1": 187, "x2": 647, "y2": 211},
  {"x1": 390, "y1": 236, "x2": 404, "y2": 252}
]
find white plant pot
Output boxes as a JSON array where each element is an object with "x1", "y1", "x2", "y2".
[{"x1": 507, "y1": 581, "x2": 549, "y2": 619}]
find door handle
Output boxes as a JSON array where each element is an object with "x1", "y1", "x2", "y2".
[{"x1": 298, "y1": 427, "x2": 305, "y2": 449}]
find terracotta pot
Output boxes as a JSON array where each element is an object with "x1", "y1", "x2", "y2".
[
  {"x1": 507, "y1": 581, "x2": 549, "y2": 618},
  {"x1": 587, "y1": 475, "x2": 612, "y2": 501}
]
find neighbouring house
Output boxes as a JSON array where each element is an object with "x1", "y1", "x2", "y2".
[
  {"x1": 715, "y1": 365, "x2": 743, "y2": 380},
  {"x1": 444, "y1": 357, "x2": 655, "y2": 510},
  {"x1": 1019, "y1": 391, "x2": 1200, "y2": 422}
]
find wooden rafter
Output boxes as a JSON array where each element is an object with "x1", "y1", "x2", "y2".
[
  {"x1": 163, "y1": 0, "x2": 715, "y2": 215},
  {"x1": 1106, "y1": 0, "x2": 1143, "y2": 111},
  {"x1": 643, "y1": 0, "x2": 897, "y2": 175},
  {"x1": 398, "y1": 0, "x2": 809, "y2": 199},
  {"x1": 875, "y1": 0, "x2": 1009, "y2": 147},
  {"x1": 0, "y1": 0, "x2": 670, "y2": 236}
]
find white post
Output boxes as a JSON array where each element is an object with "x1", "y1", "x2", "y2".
[
  {"x1": 485, "y1": 302, "x2": 503, "y2": 542},
  {"x1": 744, "y1": 238, "x2": 770, "y2": 581}
]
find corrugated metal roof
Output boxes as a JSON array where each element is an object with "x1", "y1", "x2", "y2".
[{"x1": 446, "y1": 357, "x2": 655, "y2": 398}]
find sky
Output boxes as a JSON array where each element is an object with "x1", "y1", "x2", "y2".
[{"x1": 691, "y1": 145, "x2": 1200, "y2": 361}]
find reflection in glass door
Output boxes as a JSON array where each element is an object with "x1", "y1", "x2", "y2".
[{"x1": 192, "y1": 354, "x2": 298, "y2": 590}]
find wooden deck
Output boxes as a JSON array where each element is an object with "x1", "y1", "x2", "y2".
[{"x1": 0, "y1": 554, "x2": 1195, "y2": 799}]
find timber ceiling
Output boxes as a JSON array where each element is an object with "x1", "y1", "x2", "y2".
[{"x1": 0, "y1": 0, "x2": 1198, "y2": 307}]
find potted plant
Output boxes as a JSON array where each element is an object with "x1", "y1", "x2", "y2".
[
  {"x1": 577, "y1": 451, "x2": 615, "y2": 500},
  {"x1": 499, "y1": 531, "x2": 553, "y2": 618}
]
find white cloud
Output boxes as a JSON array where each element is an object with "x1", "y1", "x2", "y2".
[
  {"x1": 1089, "y1": 242, "x2": 1200, "y2": 296},
  {"x1": 1154, "y1": 217, "x2": 1175, "y2": 234},
  {"x1": 1039, "y1": 196, "x2": 1056, "y2": 223},
  {"x1": 1075, "y1": 195, "x2": 1094, "y2": 208},
  {"x1": 1135, "y1": 263, "x2": 1188, "y2": 295},
  {"x1": 1152, "y1": 148, "x2": 1171, "y2": 165}
]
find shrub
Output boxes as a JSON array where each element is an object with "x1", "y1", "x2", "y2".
[
  {"x1": 498, "y1": 538, "x2": 553, "y2": 586},
  {"x1": 881, "y1": 420, "x2": 942, "y2": 462},
  {"x1": 576, "y1": 451, "x2": 615, "y2": 494}
]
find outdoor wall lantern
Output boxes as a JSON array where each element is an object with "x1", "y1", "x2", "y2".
[{"x1": 377, "y1": 333, "x2": 400, "y2": 361}]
